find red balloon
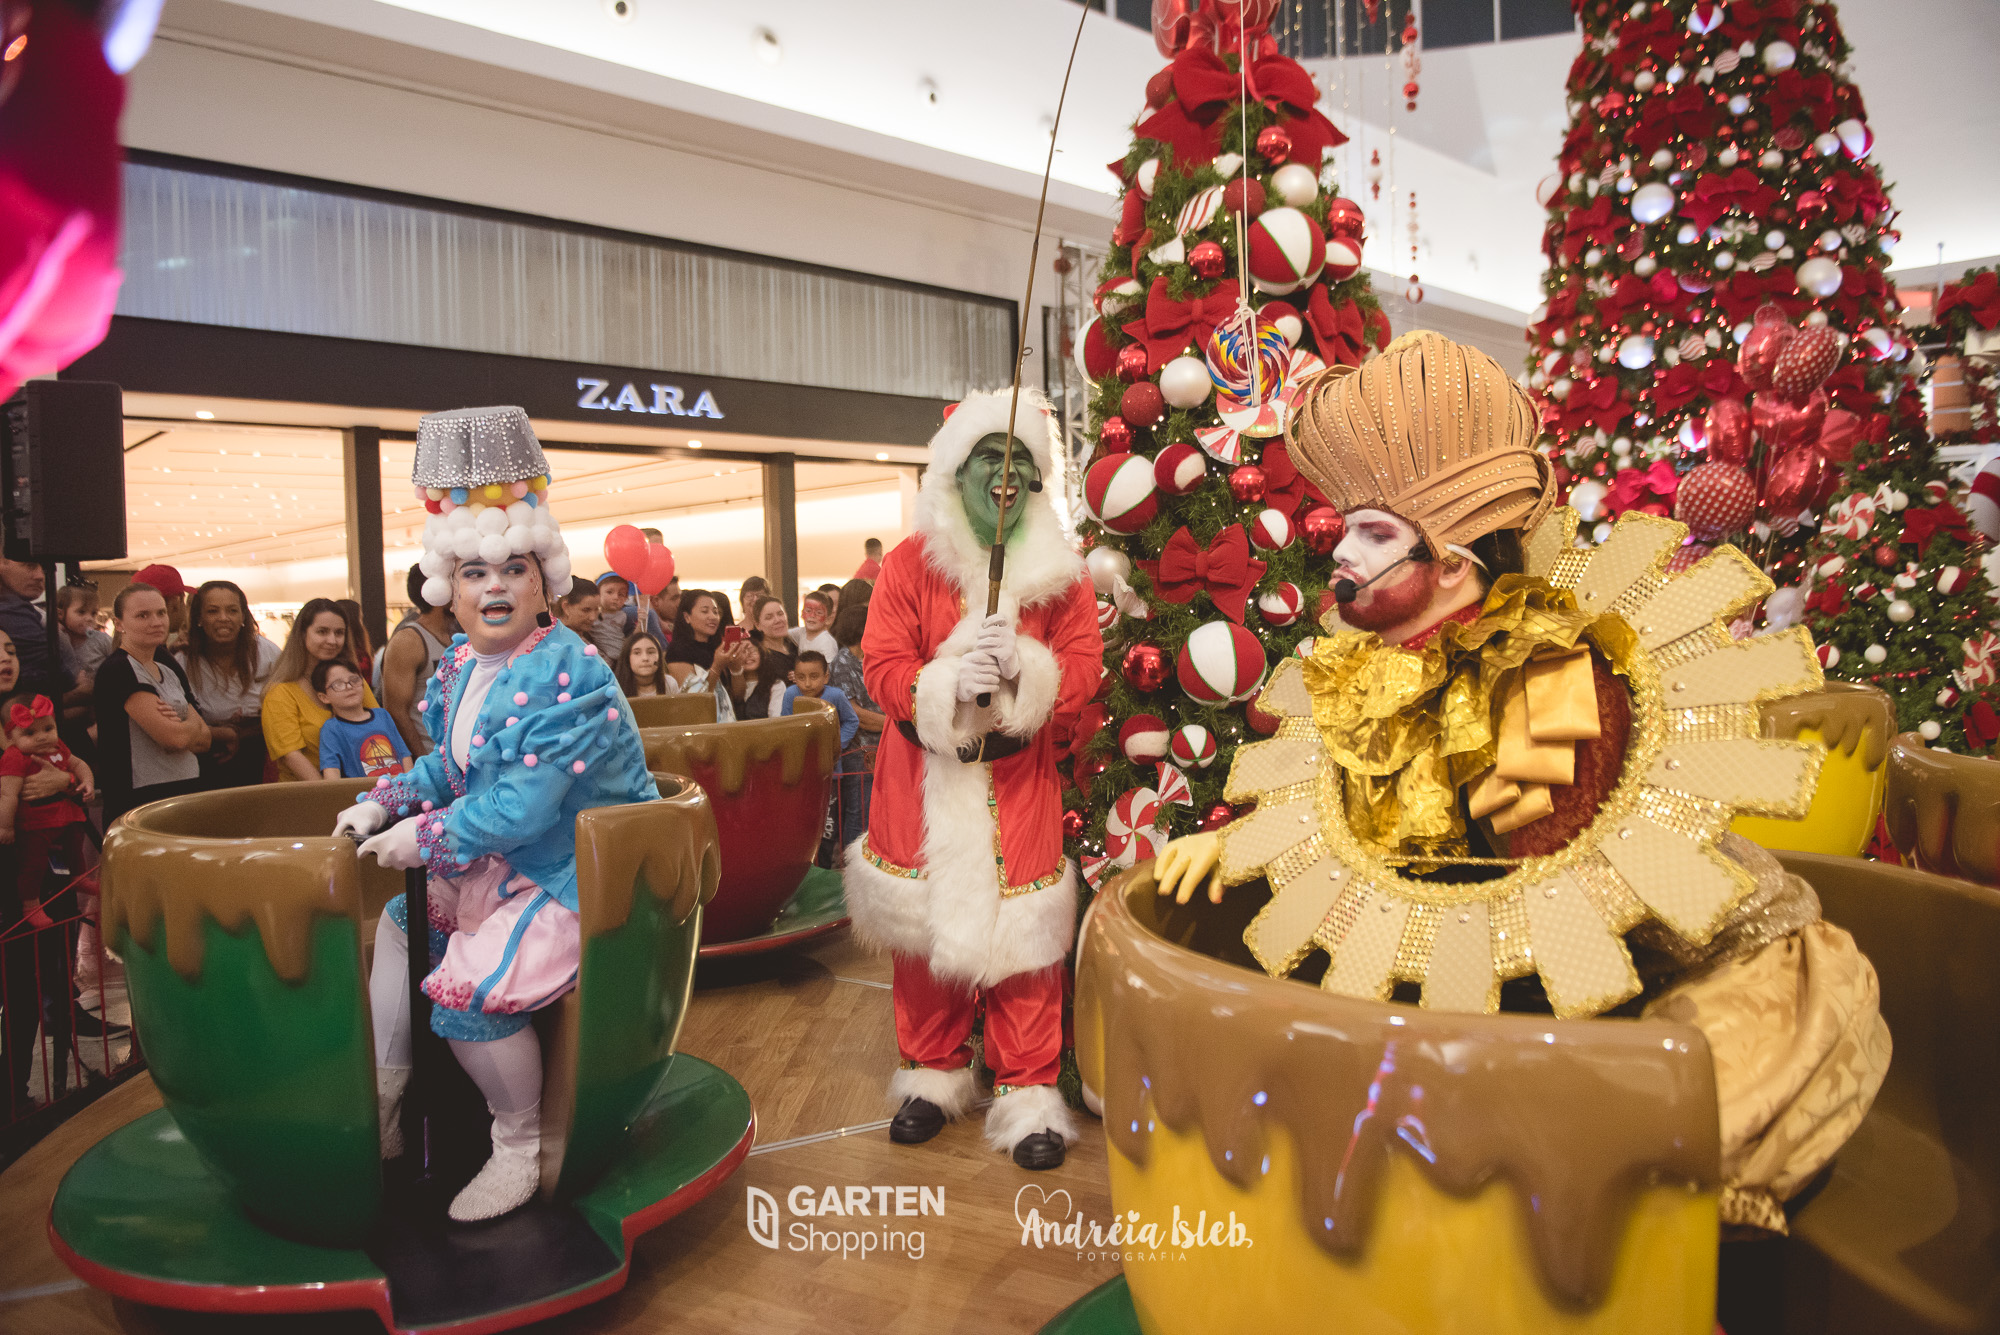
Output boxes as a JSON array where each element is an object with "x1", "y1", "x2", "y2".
[
  {"x1": 1738, "y1": 314, "x2": 1795, "y2": 392},
  {"x1": 1189, "y1": 240, "x2": 1228, "y2": 280},
  {"x1": 1816, "y1": 407, "x2": 1861, "y2": 463},
  {"x1": 1121, "y1": 381, "x2": 1167, "y2": 428},
  {"x1": 1674, "y1": 461, "x2": 1756, "y2": 541},
  {"x1": 1301, "y1": 505, "x2": 1344, "y2": 555},
  {"x1": 1762, "y1": 445, "x2": 1827, "y2": 515},
  {"x1": 1771, "y1": 324, "x2": 1844, "y2": 402},
  {"x1": 1229, "y1": 464, "x2": 1267, "y2": 503},
  {"x1": 603, "y1": 524, "x2": 649, "y2": 584},
  {"x1": 1116, "y1": 342, "x2": 1151, "y2": 384},
  {"x1": 1754, "y1": 388, "x2": 1828, "y2": 453},
  {"x1": 1705, "y1": 397, "x2": 1753, "y2": 466},
  {"x1": 637, "y1": 542, "x2": 676, "y2": 597},
  {"x1": 1122, "y1": 641, "x2": 1171, "y2": 692}
]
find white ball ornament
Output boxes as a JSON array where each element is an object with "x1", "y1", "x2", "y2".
[
  {"x1": 1887, "y1": 599, "x2": 1916, "y2": 624},
  {"x1": 1634, "y1": 255, "x2": 1658, "y2": 277},
  {"x1": 1762, "y1": 40, "x2": 1796, "y2": 72},
  {"x1": 1135, "y1": 158, "x2": 1161, "y2": 198},
  {"x1": 1836, "y1": 117, "x2": 1874, "y2": 160},
  {"x1": 1728, "y1": 93, "x2": 1750, "y2": 115},
  {"x1": 1550, "y1": 376, "x2": 1574, "y2": 401},
  {"x1": 1717, "y1": 145, "x2": 1740, "y2": 168},
  {"x1": 1617, "y1": 334, "x2": 1656, "y2": 369},
  {"x1": 1796, "y1": 256, "x2": 1843, "y2": 297},
  {"x1": 1630, "y1": 182, "x2": 1675, "y2": 224},
  {"x1": 1257, "y1": 582, "x2": 1304, "y2": 627},
  {"x1": 1160, "y1": 356, "x2": 1214, "y2": 408},
  {"x1": 1759, "y1": 148, "x2": 1785, "y2": 169},
  {"x1": 1271, "y1": 162, "x2": 1319, "y2": 207},
  {"x1": 1714, "y1": 251, "x2": 1736, "y2": 270},
  {"x1": 1649, "y1": 149, "x2": 1673, "y2": 170},
  {"x1": 1584, "y1": 247, "x2": 1605, "y2": 266},
  {"x1": 1677, "y1": 222, "x2": 1700, "y2": 245},
  {"x1": 1250, "y1": 508, "x2": 1294, "y2": 551},
  {"x1": 1633, "y1": 69, "x2": 1656, "y2": 93},
  {"x1": 1813, "y1": 131, "x2": 1841, "y2": 158},
  {"x1": 1568, "y1": 478, "x2": 1609, "y2": 522},
  {"x1": 1863, "y1": 644, "x2": 1887, "y2": 666},
  {"x1": 1087, "y1": 545, "x2": 1132, "y2": 596},
  {"x1": 1919, "y1": 720, "x2": 1942, "y2": 742}
]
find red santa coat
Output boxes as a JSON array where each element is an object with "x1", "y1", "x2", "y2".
[{"x1": 845, "y1": 393, "x2": 1102, "y2": 990}]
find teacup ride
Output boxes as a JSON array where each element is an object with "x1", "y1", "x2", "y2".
[
  {"x1": 640, "y1": 702, "x2": 847, "y2": 959},
  {"x1": 629, "y1": 692, "x2": 720, "y2": 728},
  {"x1": 1881, "y1": 730, "x2": 2000, "y2": 886},
  {"x1": 1732, "y1": 680, "x2": 1896, "y2": 858},
  {"x1": 49, "y1": 775, "x2": 753, "y2": 1334}
]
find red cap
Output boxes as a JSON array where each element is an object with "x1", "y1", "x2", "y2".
[{"x1": 132, "y1": 563, "x2": 190, "y2": 597}]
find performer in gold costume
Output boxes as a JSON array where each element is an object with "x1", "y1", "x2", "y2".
[{"x1": 1155, "y1": 331, "x2": 1890, "y2": 1233}]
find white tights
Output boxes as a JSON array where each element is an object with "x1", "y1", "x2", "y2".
[{"x1": 372, "y1": 912, "x2": 542, "y2": 1153}]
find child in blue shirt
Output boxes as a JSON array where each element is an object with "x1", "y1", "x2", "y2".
[
  {"x1": 314, "y1": 659, "x2": 412, "y2": 779},
  {"x1": 780, "y1": 651, "x2": 860, "y2": 746}
]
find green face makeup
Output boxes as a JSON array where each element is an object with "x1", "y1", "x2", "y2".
[{"x1": 956, "y1": 433, "x2": 1043, "y2": 547}]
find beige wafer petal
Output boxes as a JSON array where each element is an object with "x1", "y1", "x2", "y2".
[{"x1": 1646, "y1": 738, "x2": 1823, "y2": 817}]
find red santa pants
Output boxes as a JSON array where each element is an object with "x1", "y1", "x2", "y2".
[{"x1": 892, "y1": 954, "x2": 1064, "y2": 1087}]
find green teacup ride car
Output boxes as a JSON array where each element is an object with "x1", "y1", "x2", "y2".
[{"x1": 49, "y1": 774, "x2": 752, "y2": 1334}]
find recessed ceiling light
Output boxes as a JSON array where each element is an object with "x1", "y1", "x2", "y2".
[
  {"x1": 753, "y1": 28, "x2": 781, "y2": 64},
  {"x1": 195, "y1": 410, "x2": 215, "y2": 420},
  {"x1": 875, "y1": 452, "x2": 890, "y2": 461},
  {"x1": 688, "y1": 440, "x2": 703, "y2": 449}
]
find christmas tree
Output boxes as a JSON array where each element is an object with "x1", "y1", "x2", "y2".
[
  {"x1": 1526, "y1": 0, "x2": 1914, "y2": 556},
  {"x1": 1064, "y1": 3, "x2": 1388, "y2": 883}
]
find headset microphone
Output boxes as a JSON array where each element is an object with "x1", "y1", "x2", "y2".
[
  {"x1": 1027, "y1": 479, "x2": 1043, "y2": 493},
  {"x1": 1332, "y1": 546, "x2": 1432, "y2": 605}
]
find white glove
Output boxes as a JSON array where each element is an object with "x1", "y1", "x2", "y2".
[
  {"x1": 956, "y1": 650, "x2": 1001, "y2": 702},
  {"x1": 334, "y1": 801, "x2": 390, "y2": 840},
  {"x1": 976, "y1": 613, "x2": 1019, "y2": 680},
  {"x1": 360, "y1": 816, "x2": 426, "y2": 870}
]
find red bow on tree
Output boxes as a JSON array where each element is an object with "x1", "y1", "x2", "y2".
[
  {"x1": 1900, "y1": 504, "x2": 1971, "y2": 558},
  {"x1": 1561, "y1": 196, "x2": 1619, "y2": 262},
  {"x1": 1136, "y1": 40, "x2": 1345, "y2": 173},
  {"x1": 1056, "y1": 701, "x2": 1108, "y2": 764},
  {"x1": 1260, "y1": 439, "x2": 1325, "y2": 515},
  {"x1": 1805, "y1": 581, "x2": 1847, "y2": 618},
  {"x1": 1677, "y1": 169, "x2": 1780, "y2": 235},
  {"x1": 1139, "y1": 524, "x2": 1268, "y2": 623},
  {"x1": 1606, "y1": 460, "x2": 1679, "y2": 518},
  {"x1": 1966, "y1": 699, "x2": 2000, "y2": 750},
  {"x1": 6, "y1": 695, "x2": 53, "y2": 730},
  {"x1": 1556, "y1": 376, "x2": 1630, "y2": 435},
  {"x1": 1121, "y1": 276, "x2": 1240, "y2": 372},
  {"x1": 1938, "y1": 271, "x2": 2000, "y2": 331},
  {"x1": 1305, "y1": 285, "x2": 1385, "y2": 367}
]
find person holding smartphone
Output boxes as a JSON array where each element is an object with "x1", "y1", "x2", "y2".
[{"x1": 664, "y1": 590, "x2": 750, "y2": 720}]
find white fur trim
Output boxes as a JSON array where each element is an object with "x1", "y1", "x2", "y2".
[
  {"x1": 842, "y1": 837, "x2": 932, "y2": 958},
  {"x1": 889, "y1": 1064, "x2": 980, "y2": 1119},
  {"x1": 916, "y1": 388, "x2": 1083, "y2": 610},
  {"x1": 993, "y1": 635, "x2": 1060, "y2": 739},
  {"x1": 983, "y1": 1082, "x2": 1081, "y2": 1154}
]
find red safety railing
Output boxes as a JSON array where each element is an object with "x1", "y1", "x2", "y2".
[
  {"x1": 819, "y1": 741, "x2": 878, "y2": 868},
  {"x1": 0, "y1": 866, "x2": 142, "y2": 1155}
]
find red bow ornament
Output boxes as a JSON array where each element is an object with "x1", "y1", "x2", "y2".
[
  {"x1": 1140, "y1": 524, "x2": 1268, "y2": 623},
  {"x1": 1122, "y1": 276, "x2": 1240, "y2": 373},
  {"x1": 1305, "y1": 284, "x2": 1385, "y2": 367},
  {"x1": 1260, "y1": 438, "x2": 1326, "y2": 515},
  {"x1": 1138, "y1": 39, "x2": 1345, "y2": 174},
  {"x1": 1056, "y1": 701, "x2": 1108, "y2": 765},
  {"x1": 1900, "y1": 503, "x2": 1972, "y2": 559},
  {"x1": 6, "y1": 694, "x2": 53, "y2": 730},
  {"x1": 1606, "y1": 460, "x2": 1680, "y2": 518},
  {"x1": 1938, "y1": 270, "x2": 2000, "y2": 332}
]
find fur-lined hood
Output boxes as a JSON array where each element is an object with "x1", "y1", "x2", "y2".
[{"x1": 913, "y1": 387, "x2": 1084, "y2": 608}]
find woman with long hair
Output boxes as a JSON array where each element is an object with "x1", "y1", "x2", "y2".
[
  {"x1": 663, "y1": 590, "x2": 750, "y2": 712},
  {"x1": 731, "y1": 640, "x2": 792, "y2": 719},
  {"x1": 94, "y1": 583, "x2": 209, "y2": 825},
  {"x1": 613, "y1": 631, "x2": 676, "y2": 698},
  {"x1": 262, "y1": 597, "x2": 376, "y2": 782},
  {"x1": 177, "y1": 580, "x2": 280, "y2": 789},
  {"x1": 745, "y1": 593, "x2": 797, "y2": 688}
]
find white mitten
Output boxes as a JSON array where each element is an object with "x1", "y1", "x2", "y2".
[
  {"x1": 956, "y1": 650, "x2": 1001, "y2": 703},
  {"x1": 360, "y1": 816, "x2": 427, "y2": 870},
  {"x1": 334, "y1": 801, "x2": 390, "y2": 840},
  {"x1": 976, "y1": 613, "x2": 1019, "y2": 680}
]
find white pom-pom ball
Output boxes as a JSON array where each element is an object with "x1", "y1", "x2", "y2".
[
  {"x1": 506, "y1": 501, "x2": 533, "y2": 526},
  {"x1": 419, "y1": 549, "x2": 452, "y2": 578},
  {"x1": 507, "y1": 524, "x2": 535, "y2": 555},
  {"x1": 421, "y1": 576, "x2": 451, "y2": 607},
  {"x1": 475, "y1": 506, "x2": 509, "y2": 536},
  {"x1": 478, "y1": 533, "x2": 511, "y2": 564},
  {"x1": 453, "y1": 529, "x2": 483, "y2": 560},
  {"x1": 544, "y1": 551, "x2": 572, "y2": 585}
]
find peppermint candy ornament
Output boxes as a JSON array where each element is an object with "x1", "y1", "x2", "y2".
[
  {"x1": 1968, "y1": 456, "x2": 2000, "y2": 540},
  {"x1": 1939, "y1": 566, "x2": 1969, "y2": 595},
  {"x1": 1169, "y1": 723, "x2": 1217, "y2": 769},
  {"x1": 1106, "y1": 786, "x2": 1165, "y2": 853},
  {"x1": 1826, "y1": 492, "x2": 1877, "y2": 540},
  {"x1": 1154, "y1": 761, "x2": 1194, "y2": 808}
]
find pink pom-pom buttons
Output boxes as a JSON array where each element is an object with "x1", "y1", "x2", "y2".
[
  {"x1": 571, "y1": 760, "x2": 586, "y2": 773},
  {"x1": 514, "y1": 692, "x2": 529, "y2": 706},
  {"x1": 523, "y1": 754, "x2": 539, "y2": 767}
]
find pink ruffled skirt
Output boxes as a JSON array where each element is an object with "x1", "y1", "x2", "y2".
[{"x1": 418, "y1": 854, "x2": 580, "y2": 1018}]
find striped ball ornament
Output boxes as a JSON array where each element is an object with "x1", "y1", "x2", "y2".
[
  {"x1": 1257, "y1": 581, "x2": 1304, "y2": 626},
  {"x1": 1169, "y1": 723, "x2": 1217, "y2": 769},
  {"x1": 1118, "y1": 713, "x2": 1171, "y2": 765},
  {"x1": 1086, "y1": 453, "x2": 1160, "y2": 534},
  {"x1": 1247, "y1": 207, "x2": 1326, "y2": 295},
  {"x1": 1153, "y1": 442, "x2": 1208, "y2": 496},
  {"x1": 1177, "y1": 619, "x2": 1269, "y2": 703},
  {"x1": 1250, "y1": 507, "x2": 1295, "y2": 551}
]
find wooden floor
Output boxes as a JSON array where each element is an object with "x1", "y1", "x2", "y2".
[{"x1": 0, "y1": 930, "x2": 1122, "y2": 1334}]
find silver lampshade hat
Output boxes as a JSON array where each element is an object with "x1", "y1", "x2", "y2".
[{"x1": 411, "y1": 406, "x2": 573, "y2": 606}]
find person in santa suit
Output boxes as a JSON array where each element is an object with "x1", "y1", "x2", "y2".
[{"x1": 846, "y1": 387, "x2": 1103, "y2": 1170}]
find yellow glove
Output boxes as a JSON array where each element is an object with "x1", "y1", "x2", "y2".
[{"x1": 1153, "y1": 831, "x2": 1223, "y2": 905}]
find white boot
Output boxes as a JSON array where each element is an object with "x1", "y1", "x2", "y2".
[
  {"x1": 448, "y1": 1103, "x2": 541, "y2": 1222},
  {"x1": 377, "y1": 1067, "x2": 410, "y2": 1160}
]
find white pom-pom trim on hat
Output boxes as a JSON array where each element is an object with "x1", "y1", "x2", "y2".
[
  {"x1": 478, "y1": 532, "x2": 511, "y2": 564},
  {"x1": 452, "y1": 529, "x2": 482, "y2": 560},
  {"x1": 507, "y1": 524, "x2": 534, "y2": 555},
  {"x1": 475, "y1": 507, "x2": 508, "y2": 536},
  {"x1": 422, "y1": 576, "x2": 451, "y2": 607}
]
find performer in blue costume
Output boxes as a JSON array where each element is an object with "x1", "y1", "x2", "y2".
[{"x1": 334, "y1": 407, "x2": 657, "y2": 1222}]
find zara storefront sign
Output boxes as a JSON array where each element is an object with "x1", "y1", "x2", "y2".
[{"x1": 575, "y1": 377, "x2": 725, "y2": 419}]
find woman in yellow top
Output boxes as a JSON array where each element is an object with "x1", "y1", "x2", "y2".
[{"x1": 262, "y1": 597, "x2": 378, "y2": 781}]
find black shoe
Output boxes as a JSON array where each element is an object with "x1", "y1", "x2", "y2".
[
  {"x1": 889, "y1": 1097, "x2": 947, "y2": 1145},
  {"x1": 1012, "y1": 1131, "x2": 1066, "y2": 1171},
  {"x1": 71, "y1": 1009, "x2": 129, "y2": 1039}
]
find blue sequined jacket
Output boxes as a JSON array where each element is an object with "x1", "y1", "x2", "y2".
[{"x1": 364, "y1": 623, "x2": 657, "y2": 910}]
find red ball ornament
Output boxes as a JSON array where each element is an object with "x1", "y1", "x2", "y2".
[
  {"x1": 1189, "y1": 240, "x2": 1228, "y2": 280},
  {"x1": 1121, "y1": 641, "x2": 1171, "y2": 692},
  {"x1": 1324, "y1": 197, "x2": 1365, "y2": 240},
  {"x1": 1229, "y1": 464, "x2": 1267, "y2": 503},
  {"x1": 1198, "y1": 801, "x2": 1234, "y2": 832},
  {"x1": 1872, "y1": 545, "x2": 1897, "y2": 569},
  {"x1": 1098, "y1": 416, "x2": 1133, "y2": 453},
  {"x1": 1121, "y1": 381, "x2": 1167, "y2": 428},
  {"x1": 1221, "y1": 178, "x2": 1266, "y2": 220},
  {"x1": 1255, "y1": 124, "x2": 1293, "y2": 165},
  {"x1": 1301, "y1": 505, "x2": 1344, "y2": 555},
  {"x1": 1116, "y1": 342, "x2": 1151, "y2": 384},
  {"x1": 1062, "y1": 808, "x2": 1086, "y2": 840},
  {"x1": 1244, "y1": 697, "x2": 1281, "y2": 734}
]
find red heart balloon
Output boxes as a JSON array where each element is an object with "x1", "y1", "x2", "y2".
[
  {"x1": 1753, "y1": 388, "x2": 1827, "y2": 453},
  {"x1": 603, "y1": 524, "x2": 649, "y2": 584},
  {"x1": 1816, "y1": 408, "x2": 1861, "y2": 464},
  {"x1": 1705, "y1": 397, "x2": 1753, "y2": 466},
  {"x1": 1763, "y1": 444, "x2": 1827, "y2": 515},
  {"x1": 1738, "y1": 318, "x2": 1795, "y2": 393},
  {"x1": 637, "y1": 543, "x2": 677, "y2": 597}
]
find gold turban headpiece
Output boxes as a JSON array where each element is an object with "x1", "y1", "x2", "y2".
[{"x1": 1286, "y1": 330, "x2": 1555, "y2": 557}]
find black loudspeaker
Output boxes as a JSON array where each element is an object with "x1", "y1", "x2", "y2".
[{"x1": 1, "y1": 379, "x2": 127, "y2": 561}]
